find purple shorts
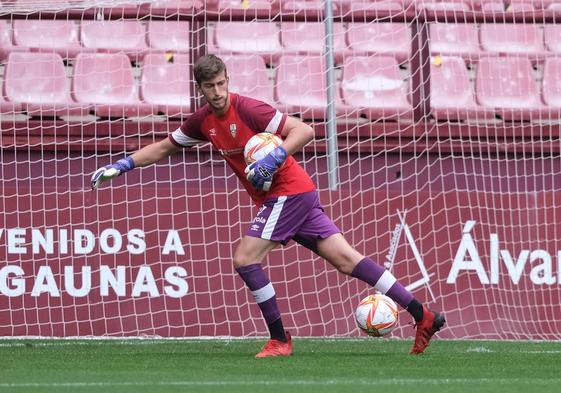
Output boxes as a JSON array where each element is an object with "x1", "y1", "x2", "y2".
[{"x1": 246, "y1": 191, "x2": 340, "y2": 253}]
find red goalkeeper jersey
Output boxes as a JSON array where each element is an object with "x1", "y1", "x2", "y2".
[{"x1": 169, "y1": 93, "x2": 316, "y2": 205}]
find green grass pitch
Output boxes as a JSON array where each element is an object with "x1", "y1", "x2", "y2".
[{"x1": 1, "y1": 338, "x2": 560, "y2": 393}]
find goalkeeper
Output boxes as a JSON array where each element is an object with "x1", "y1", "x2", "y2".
[{"x1": 91, "y1": 54, "x2": 445, "y2": 358}]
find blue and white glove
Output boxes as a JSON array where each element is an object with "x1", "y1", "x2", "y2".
[
  {"x1": 91, "y1": 157, "x2": 135, "y2": 190},
  {"x1": 245, "y1": 146, "x2": 288, "y2": 192}
]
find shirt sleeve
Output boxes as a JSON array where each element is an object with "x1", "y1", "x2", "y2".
[
  {"x1": 235, "y1": 95, "x2": 287, "y2": 135},
  {"x1": 168, "y1": 110, "x2": 208, "y2": 148}
]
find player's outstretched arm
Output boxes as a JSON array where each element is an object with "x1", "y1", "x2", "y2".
[{"x1": 91, "y1": 138, "x2": 181, "y2": 190}]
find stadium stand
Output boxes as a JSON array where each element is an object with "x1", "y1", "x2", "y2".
[
  {"x1": 0, "y1": 19, "x2": 24, "y2": 60},
  {"x1": 222, "y1": 54, "x2": 275, "y2": 105},
  {"x1": 544, "y1": 24, "x2": 561, "y2": 53},
  {"x1": 147, "y1": 21, "x2": 190, "y2": 53},
  {"x1": 346, "y1": 23, "x2": 411, "y2": 63},
  {"x1": 13, "y1": 20, "x2": 84, "y2": 59},
  {"x1": 280, "y1": 22, "x2": 347, "y2": 63},
  {"x1": 475, "y1": 56, "x2": 547, "y2": 121},
  {"x1": 541, "y1": 57, "x2": 561, "y2": 115},
  {"x1": 141, "y1": 53, "x2": 192, "y2": 117},
  {"x1": 429, "y1": 23, "x2": 481, "y2": 60},
  {"x1": 213, "y1": 21, "x2": 282, "y2": 64},
  {"x1": 4, "y1": 52, "x2": 89, "y2": 117},
  {"x1": 80, "y1": 20, "x2": 148, "y2": 61},
  {"x1": 479, "y1": 24, "x2": 546, "y2": 61},
  {"x1": 73, "y1": 53, "x2": 152, "y2": 118},
  {"x1": 275, "y1": 55, "x2": 346, "y2": 119},
  {"x1": 430, "y1": 56, "x2": 494, "y2": 121},
  {"x1": 341, "y1": 55, "x2": 412, "y2": 120}
]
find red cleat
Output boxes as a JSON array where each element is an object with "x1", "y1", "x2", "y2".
[
  {"x1": 255, "y1": 331, "x2": 293, "y2": 358},
  {"x1": 410, "y1": 305, "x2": 445, "y2": 355}
]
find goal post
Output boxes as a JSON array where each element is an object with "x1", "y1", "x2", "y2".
[{"x1": 0, "y1": 1, "x2": 560, "y2": 340}]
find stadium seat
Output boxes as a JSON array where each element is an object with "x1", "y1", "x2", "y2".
[
  {"x1": 80, "y1": 20, "x2": 148, "y2": 60},
  {"x1": 213, "y1": 0, "x2": 277, "y2": 15},
  {"x1": 0, "y1": 75, "x2": 22, "y2": 114},
  {"x1": 141, "y1": 53, "x2": 191, "y2": 117},
  {"x1": 503, "y1": 1, "x2": 537, "y2": 11},
  {"x1": 149, "y1": 0, "x2": 203, "y2": 15},
  {"x1": 0, "y1": 20, "x2": 25, "y2": 60},
  {"x1": 475, "y1": 56, "x2": 546, "y2": 121},
  {"x1": 213, "y1": 21, "x2": 282, "y2": 64},
  {"x1": 73, "y1": 53, "x2": 153, "y2": 118},
  {"x1": 341, "y1": 56, "x2": 412, "y2": 120},
  {"x1": 222, "y1": 54, "x2": 275, "y2": 105},
  {"x1": 346, "y1": 23, "x2": 411, "y2": 63},
  {"x1": 337, "y1": 0, "x2": 409, "y2": 14},
  {"x1": 541, "y1": 57, "x2": 561, "y2": 115},
  {"x1": 147, "y1": 21, "x2": 190, "y2": 53},
  {"x1": 280, "y1": 22, "x2": 347, "y2": 63},
  {"x1": 430, "y1": 56, "x2": 494, "y2": 121},
  {"x1": 479, "y1": 24, "x2": 546, "y2": 61},
  {"x1": 4, "y1": 52, "x2": 89, "y2": 117},
  {"x1": 544, "y1": 25, "x2": 561, "y2": 54},
  {"x1": 275, "y1": 55, "x2": 345, "y2": 119},
  {"x1": 418, "y1": 0, "x2": 472, "y2": 12},
  {"x1": 281, "y1": 0, "x2": 332, "y2": 15},
  {"x1": 13, "y1": 20, "x2": 84, "y2": 59},
  {"x1": 429, "y1": 23, "x2": 480, "y2": 60}
]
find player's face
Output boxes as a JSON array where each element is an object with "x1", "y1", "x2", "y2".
[{"x1": 199, "y1": 72, "x2": 230, "y2": 115}]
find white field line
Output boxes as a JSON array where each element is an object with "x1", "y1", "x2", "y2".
[{"x1": 1, "y1": 378, "x2": 561, "y2": 389}]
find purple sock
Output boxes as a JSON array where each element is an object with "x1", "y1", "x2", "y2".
[
  {"x1": 351, "y1": 257, "x2": 414, "y2": 309},
  {"x1": 236, "y1": 264, "x2": 281, "y2": 324}
]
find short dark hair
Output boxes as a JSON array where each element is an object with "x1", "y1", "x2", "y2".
[{"x1": 193, "y1": 54, "x2": 227, "y2": 85}]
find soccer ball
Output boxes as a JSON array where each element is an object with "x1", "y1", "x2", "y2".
[
  {"x1": 244, "y1": 132, "x2": 283, "y2": 165},
  {"x1": 355, "y1": 294, "x2": 399, "y2": 337}
]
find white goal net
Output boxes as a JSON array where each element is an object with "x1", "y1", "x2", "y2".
[{"x1": 0, "y1": 0, "x2": 560, "y2": 340}]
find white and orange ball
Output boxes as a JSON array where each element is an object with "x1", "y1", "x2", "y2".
[
  {"x1": 244, "y1": 132, "x2": 283, "y2": 165},
  {"x1": 355, "y1": 294, "x2": 399, "y2": 337}
]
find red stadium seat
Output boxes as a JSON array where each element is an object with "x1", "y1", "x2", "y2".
[
  {"x1": 281, "y1": 0, "x2": 331, "y2": 15},
  {"x1": 0, "y1": 20, "x2": 26, "y2": 60},
  {"x1": 213, "y1": 0, "x2": 277, "y2": 14},
  {"x1": 347, "y1": 23, "x2": 411, "y2": 63},
  {"x1": 147, "y1": 21, "x2": 190, "y2": 53},
  {"x1": 4, "y1": 52, "x2": 89, "y2": 117},
  {"x1": 275, "y1": 55, "x2": 345, "y2": 119},
  {"x1": 480, "y1": 24, "x2": 546, "y2": 61},
  {"x1": 341, "y1": 56, "x2": 412, "y2": 120},
  {"x1": 431, "y1": 56, "x2": 494, "y2": 121},
  {"x1": 73, "y1": 53, "x2": 152, "y2": 118},
  {"x1": 280, "y1": 22, "x2": 347, "y2": 63},
  {"x1": 544, "y1": 25, "x2": 561, "y2": 54},
  {"x1": 476, "y1": 56, "x2": 546, "y2": 121},
  {"x1": 418, "y1": 0, "x2": 472, "y2": 11},
  {"x1": 81, "y1": 20, "x2": 148, "y2": 60},
  {"x1": 149, "y1": 0, "x2": 203, "y2": 15},
  {"x1": 504, "y1": 1, "x2": 537, "y2": 11},
  {"x1": 13, "y1": 20, "x2": 84, "y2": 59},
  {"x1": 0, "y1": 74, "x2": 22, "y2": 114},
  {"x1": 541, "y1": 57, "x2": 561, "y2": 114},
  {"x1": 337, "y1": 0, "x2": 410, "y2": 14},
  {"x1": 222, "y1": 54, "x2": 275, "y2": 105},
  {"x1": 141, "y1": 53, "x2": 191, "y2": 117},
  {"x1": 429, "y1": 23, "x2": 481, "y2": 60},
  {"x1": 213, "y1": 21, "x2": 282, "y2": 64}
]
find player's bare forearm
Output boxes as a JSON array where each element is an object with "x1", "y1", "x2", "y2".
[
  {"x1": 279, "y1": 116, "x2": 314, "y2": 156},
  {"x1": 130, "y1": 138, "x2": 181, "y2": 167}
]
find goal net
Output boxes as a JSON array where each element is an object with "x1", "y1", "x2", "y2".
[{"x1": 0, "y1": 0, "x2": 560, "y2": 340}]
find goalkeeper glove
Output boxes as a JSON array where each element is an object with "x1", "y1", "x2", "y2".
[
  {"x1": 245, "y1": 146, "x2": 287, "y2": 192},
  {"x1": 91, "y1": 157, "x2": 135, "y2": 190}
]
